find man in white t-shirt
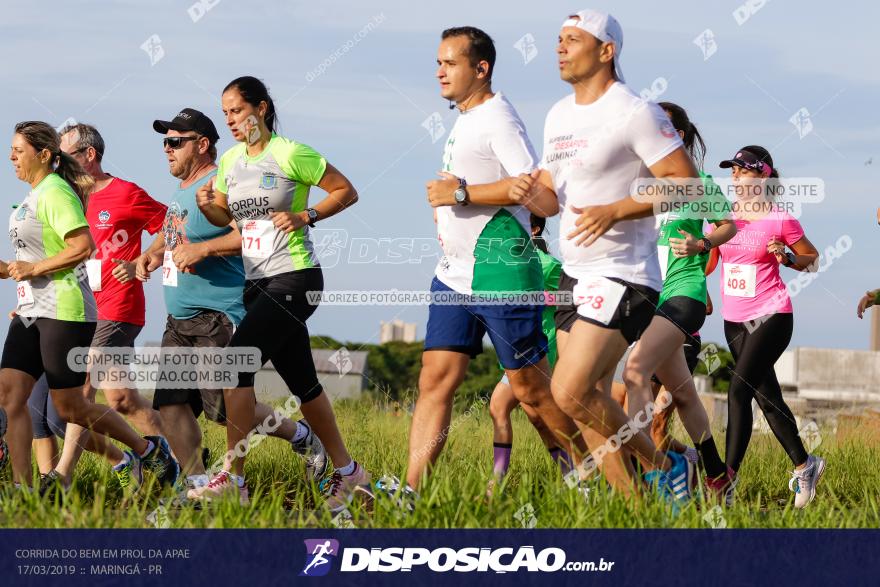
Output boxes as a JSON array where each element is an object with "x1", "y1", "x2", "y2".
[
  {"x1": 510, "y1": 10, "x2": 699, "y2": 502},
  {"x1": 403, "y1": 26, "x2": 587, "y2": 494}
]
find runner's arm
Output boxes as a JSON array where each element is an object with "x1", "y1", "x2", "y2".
[
  {"x1": 199, "y1": 221, "x2": 243, "y2": 258},
  {"x1": 567, "y1": 147, "x2": 698, "y2": 246},
  {"x1": 273, "y1": 163, "x2": 357, "y2": 233},
  {"x1": 196, "y1": 177, "x2": 234, "y2": 227},
  {"x1": 8, "y1": 227, "x2": 94, "y2": 280},
  {"x1": 771, "y1": 235, "x2": 819, "y2": 272},
  {"x1": 134, "y1": 234, "x2": 165, "y2": 281}
]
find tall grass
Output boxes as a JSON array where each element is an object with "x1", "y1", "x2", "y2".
[{"x1": 1, "y1": 398, "x2": 876, "y2": 528}]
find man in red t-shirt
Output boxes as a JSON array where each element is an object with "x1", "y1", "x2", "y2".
[{"x1": 46, "y1": 123, "x2": 169, "y2": 484}]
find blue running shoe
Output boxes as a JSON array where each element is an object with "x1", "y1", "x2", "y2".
[{"x1": 141, "y1": 436, "x2": 180, "y2": 487}]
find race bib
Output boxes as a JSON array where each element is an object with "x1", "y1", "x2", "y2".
[
  {"x1": 162, "y1": 251, "x2": 178, "y2": 287},
  {"x1": 724, "y1": 263, "x2": 757, "y2": 298},
  {"x1": 657, "y1": 245, "x2": 670, "y2": 281},
  {"x1": 573, "y1": 276, "x2": 626, "y2": 325},
  {"x1": 85, "y1": 259, "x2": 102, "y2": 292},
  {"x1": 242, "y1": 220, "x2": 274, "y2": 259},
  {"x1": 17, "y1": 281, "x2": 34, "y2": 307}
]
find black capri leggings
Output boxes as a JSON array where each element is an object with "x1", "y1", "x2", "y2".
[
  {"x1": 232, "y1": 268, "x2": 324, "y2": 403},
  {"x1": 724, "y1": 313, "x2": 808, "y2": 472},
  {"x1": 27, "y1": 375, "x2": 68, "y2": 439}
]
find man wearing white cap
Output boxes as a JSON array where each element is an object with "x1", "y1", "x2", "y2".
[{"x1": 509, "y1": 10, "x2": 700, "y2": 503}]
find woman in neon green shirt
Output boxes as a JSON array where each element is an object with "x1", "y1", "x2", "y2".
[
  {"x1": 193, "y1": 76, "x2": 367, "y2": 510},
  {"x1": 0, "y1": 121, "x2": 178, "y2": 489}
]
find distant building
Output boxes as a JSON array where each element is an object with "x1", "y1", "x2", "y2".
[
  {"x1": 256, "y1": 348, "x2": 369, "y2": 403},
  {"x1": 380, "y1": 319, "x2": 417, "y2": 343}
]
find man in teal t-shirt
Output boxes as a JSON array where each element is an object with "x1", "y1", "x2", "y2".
[{"x1": 137, "y1": 108, "x2": 326, "y2": 489}]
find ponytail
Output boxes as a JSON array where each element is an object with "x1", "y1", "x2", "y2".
[
  {"x1": 658, "y1": 102, "x2": 706, "y2": 169},
  {"x1": 55, "y1": 151, "x2": 94, "y2": 208}
]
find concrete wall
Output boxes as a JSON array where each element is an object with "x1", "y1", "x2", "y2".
[{"x1": 254, "y1": 369, "x2": 364, "y2": 403}]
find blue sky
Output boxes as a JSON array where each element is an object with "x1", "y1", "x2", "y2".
[{"x1": 1, "y1": 0, "x2": 878, "y2": 350}]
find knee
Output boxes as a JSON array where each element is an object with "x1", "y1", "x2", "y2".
[
  {"x1": 0, "y1": 381, "x2": 27, "y2": 413},
  {"x1": 52, "y1": 396, "x2": 85, "y2": 423},
  {"x1": 107, "y1": 393, "x2": 140, "y2": 416},
  {"x1": 550, "y1": 379, "x2": 584, "y2": 417},
  {"x1": 418, "y1": 365, "x2": 460, "y2": 402}
]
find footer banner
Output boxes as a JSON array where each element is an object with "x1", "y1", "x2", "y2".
[{"x1": 0, "y1": 529, "x2": 875, "y2": 585}]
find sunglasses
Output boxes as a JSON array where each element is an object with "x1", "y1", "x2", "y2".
[{"x1": 163, "y1": 136, "x2": 200, "y2": 149}]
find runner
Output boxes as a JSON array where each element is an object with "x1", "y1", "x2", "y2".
[
  {"x1": 715, "y1": 144, "x2": 825, "y2": 508},
  {"x1": 0, "y1": 121, "x2": 177, "y2": 489},
  {"x1": 856, "y1": 288, "x2": 880, "y2": 319},
  {"x1": 404, "y1": 26, "x2": 588, "y2": 499},
  {"x1": 510, "y1": 11, "x2": 697, "y2": 500},
  {"x1": 620, "y1": 101, "x2": 736, "y2": 498},
  {"x1": 190, "y1": 77, "x2": 365, "y2": 510},
  {"x1": 135, "y1": 107, "x2": 327, "y2": 496},
  {"x1": 487, "y1": 215, "x2": 587, "y2": 495},
  {"x1": 27, "y1": 374, "x2": 126, "y2": 493},
  {"x1": 30, "y1": 122, "x2": 169, "y2": 492}
]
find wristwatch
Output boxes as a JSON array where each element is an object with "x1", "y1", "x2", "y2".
[
  {"x1": 782, "y1": 251, "x2": 796, "y2": 267},
  {"x1": 453, "y1": 178, "x2": 469, "y2": 206},
  {"x1": 306, "y1": 208, "x2": 319, "y2": 227},
  {"x1": 699, "y1": 237, "x2": 713, "y2": 252}
]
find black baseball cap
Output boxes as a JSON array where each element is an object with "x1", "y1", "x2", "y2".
[
  {"x1": 719, "y1": 145, "x2": 774, "y2": 176},
  {"x1": 152, "y1": 108, "x2": 219, "y2": 143}
]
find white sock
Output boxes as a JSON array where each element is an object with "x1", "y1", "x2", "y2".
[
  {"x1": 114, "y1": 452, "x2": 132, "y2": 470},
  {"x1": 138, "y1": 439, "x2": 155, "y2": 459},
  {"x1": 188, "y1": 474, "x2": 210, "y2": 488},
  {"x1": 336, "y1": 460, "x2": 356, "y2": 476},
  {"x1": 291, "y1": 421, "x2": 310, "y2": 444},
  {"x1": 227, "y1": 473, "x2": 245, "y2": 488}
]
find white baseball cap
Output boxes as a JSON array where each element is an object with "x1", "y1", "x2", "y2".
[{"x1": 561, "y1": 9, "x2": 625, "y2": 83}]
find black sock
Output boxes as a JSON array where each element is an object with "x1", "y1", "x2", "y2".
[{"x1": 696, "y1": 437, "x2": 727, "y2": 479}]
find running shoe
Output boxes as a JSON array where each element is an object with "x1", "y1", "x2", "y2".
[
  {"x1": 113, "y1": 451, "x2": 144, "y2": 494},
  {"x1": 373, "y1": 474, "x2": 419, "y2": 512},
  {"x1": 0, "y1": 439, "x2": 8, "y2": 474},
  {"x1": 321, "y1": 462, "x2": 372, "y2": 514},
  {"x1": 704, "y1": 466, "x2": 736, "y2": 504},
  {"x1": 788, "y1": 455, "x2": 826, "y2": 509},
  {"x1": 683, "y1": 446, "x2": 699, "y2": 466},
  {"x1": 186, "y1": 471, "x2": 249, "y2": 506},
  {"x1": 140, "y1": 436, "x2": 180, "y2": 487},
  {"x1": 645, "y1": 451, "x2": 692, "y2": 504},
  {"x1": 291, "y1": 420, "x2": 329, "y2": 481},
  {"x1": 38, "y1": 470, "x2": 68, "y2": 500}
]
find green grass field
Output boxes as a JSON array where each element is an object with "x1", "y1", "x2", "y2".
[{"x1": 1, "y1": 397, "x2": 877, "y2": 529}]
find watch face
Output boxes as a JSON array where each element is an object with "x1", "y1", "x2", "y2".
[
  {"x1": 454, "y1": 188, "x2": 466, "y2": 203},
  {"x1": 308, "y1": 209, "x2": 318, "y2": 219}
]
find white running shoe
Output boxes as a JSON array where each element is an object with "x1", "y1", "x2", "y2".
[{"x1": 788, "y1": 455, "x2": 826, "y2": 509}]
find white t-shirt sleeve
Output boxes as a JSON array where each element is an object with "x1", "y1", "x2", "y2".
[
  {"x1": 487, "y1": 117, "x2": 538, "y2": 177},
  {"x1": 625, "y1": 101, "x2": 684, "y2": 168}
]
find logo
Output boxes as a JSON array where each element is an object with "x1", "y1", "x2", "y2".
[
  {"x1": 659, "y1": 120, "x2": 677, "y2": 139},
  {"x1": 98, "y1": 210, "x2": 111, "y2": 223},
  {"x1": 422, "y1": 112, "x2": 446, "y2": 144},
  {"x1": 513, "y1": 33, "x2": 538, "y2": 65},
  {"x1": 693, "y1": 29, "x2": 718, "y2": 61},
  {"x1": 789, "y1": 107, "x2": 813, "y2": 139},
  {"x1": 15, "y1": 205, "x2": 28, "y2": 221},
  {"x1": 259, "y1": 173, "x2": 278, "y2": 190},
  {"x1": 140, "y1": 34, "x2": 164, "y2": 66},
  {"x1": 244, "y1": 220, "x2": 258, "y2": 231},
  {"x1": 301, "y1": 539, "x2": 339, "y2": 577}
]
